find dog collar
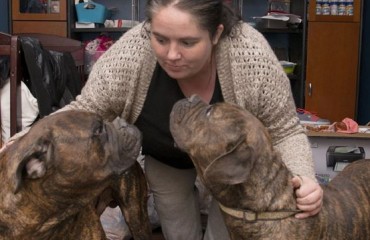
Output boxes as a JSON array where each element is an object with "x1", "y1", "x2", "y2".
[{"x1": 219, "y1": 203, "x2": 301, "y2": 222}]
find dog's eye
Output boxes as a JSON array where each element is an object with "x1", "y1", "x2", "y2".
[{"x1": 93, "y1": 123, "x2": 104, "y2": 136}]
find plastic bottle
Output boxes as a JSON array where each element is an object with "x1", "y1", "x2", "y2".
[
  {"x1": 346, "y1": 0, "x2": 354, "y2": 16},
  {"x1": 316, "y1": 0, "x2": 322, "y2": 15},
  {"x1": 329, "y1": 0, "x2": 338, "y2": 15},
  {"x1": 321, "y1": 0, "x2": 330, "y2": 15},
  {"x1": 338, "y1": 0, "x2": 346, "y2": 15}
]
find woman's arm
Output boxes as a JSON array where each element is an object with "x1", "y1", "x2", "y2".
[{"x1": 229, "y1": 24, "x2": 323, "y2": 218}]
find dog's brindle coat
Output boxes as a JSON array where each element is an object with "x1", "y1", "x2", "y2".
[
  {"x1": 170, "y1": 95, "x2": 370, "y2": 240},
  {"x1": 0, "y1": 111, "x2": 151, "y2": 240}
]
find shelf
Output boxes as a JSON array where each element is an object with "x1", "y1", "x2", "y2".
[
  {"x1": 308, "y1": 15, "x2": 360, "y2": 23},
  {"x1": 68, "y1": 0, "x2": 140, "y2": 39},
  {"x1": 255, "y1": 27, "x2": 303, "y2": 34},
  {"x1": 308, "y1": 0, "x2": 362, "y2": 23},
  {"x1": 235, "y1": 0, "x2": 307, "y2": 108},
  {"x1": 71, "y1": 27, "x2": 132, "y2": 33}
]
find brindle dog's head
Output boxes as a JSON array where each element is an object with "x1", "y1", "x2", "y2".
[
  {"x1": 170, "y1": 95, "x2": 273, "y2": 185},
  {"x1": 0, "y1": 110, "x2": 142, "y2": 238}
]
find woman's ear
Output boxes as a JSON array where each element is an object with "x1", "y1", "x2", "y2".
[{"x1": 212, "y1": 24, "x2": 224, "y2": 45}]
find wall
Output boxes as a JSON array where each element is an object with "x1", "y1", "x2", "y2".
[
  {"x1": 0, "y1": 1, "x2": 9, "y2": 33},
  {"x1": 357, "y1": 1, "x2": 370, "y2": 125}
]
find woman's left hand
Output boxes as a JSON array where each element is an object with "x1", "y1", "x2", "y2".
[{"x1": 291, "y1": 175, "x2": 323, "y2": 219}]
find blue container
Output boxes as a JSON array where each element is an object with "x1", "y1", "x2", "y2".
[{"x1": 75, "y1": 1, "x2": 108, "y2": 24}]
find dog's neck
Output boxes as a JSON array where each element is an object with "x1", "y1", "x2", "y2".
[
  {"x1": 12, "y1": 198, "x2": 105, "y2": 239},
  {"x1": 9, "y1": 181, "x2": 108, "y2": 239},
  {"x1": 208, "y1": 150, "x2": 297, "y2": 212}
]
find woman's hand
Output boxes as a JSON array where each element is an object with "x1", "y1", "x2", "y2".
[{"x1": 291, "y1": 175, "x2": 323, "y2": 219}]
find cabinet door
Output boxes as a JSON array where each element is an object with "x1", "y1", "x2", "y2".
[
  {"x1": 308, "y1": 0, "x2": 362, "y2": 22},
  {"x1": 11, "y1": 1, "x2": 67, "y2": 36},
  {"x1": 12, "y1": 0, "x2": 67, "y2": 21},
  {"x1": 305, "y1": 22, "x2": 360, "y2": 122},
  {"x1": 13, "y1": 21, "x2": 67, "y2": 37}
]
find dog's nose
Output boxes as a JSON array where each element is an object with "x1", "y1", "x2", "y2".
[
  {"x1": 112, "y1": 118, "x2": 128, "y2": 130},
  {"x1": 113, "y1": 118, "x2": 140, "y2": 137},
  {"x1": 171, "y1": 95, "x2": 204, "y2": 124}
]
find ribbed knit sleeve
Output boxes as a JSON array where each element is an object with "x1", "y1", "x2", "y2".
[
  {"x1": 64, "y1": 23, "x2": 156, "y2": 123},
  {"x1": 217, "y1": 23, "x2": 316, "y2": 180}
]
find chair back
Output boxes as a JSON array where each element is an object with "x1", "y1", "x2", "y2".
[
  {"x1": 0, "y1": 32, "x2": 21, "y2": 138},
  {"x1": 17, "y1": 33, "x2": 85, "y2": 84}
]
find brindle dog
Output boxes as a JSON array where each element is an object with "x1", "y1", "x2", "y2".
[
  {"x1": 170, "y1": 95, "x2": 370, "y2": 240},
  {"x1": 0, "y1": 111, "x2": 151, "y2": 240}
]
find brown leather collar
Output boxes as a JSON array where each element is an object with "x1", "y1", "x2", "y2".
[{"x1": 219, "y1": 203, "x2": 301, "y2": 222}]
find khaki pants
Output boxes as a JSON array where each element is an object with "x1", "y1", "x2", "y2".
[{"x1": 144, "y1": 155, "x2": 230, "y2": 240}]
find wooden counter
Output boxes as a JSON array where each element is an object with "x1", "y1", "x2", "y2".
[{"x1": 306, "y1": 131, "x2": 370, "y2": 139}]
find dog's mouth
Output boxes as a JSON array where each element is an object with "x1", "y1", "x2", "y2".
[{"x1": 105, "y1": 119, "x2": 142, "y2": 174}]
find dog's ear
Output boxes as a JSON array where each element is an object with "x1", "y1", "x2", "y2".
[
  {"x1": 204, "y1": 138, "x2": 252, "y2": 185},
  {"x1": 11, "y1": 138, "x2": 53, "y2": 194}
]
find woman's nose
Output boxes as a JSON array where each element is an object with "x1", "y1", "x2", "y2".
[{"x1": 167, "y1": 43, "x2": 181, "y2": 60}]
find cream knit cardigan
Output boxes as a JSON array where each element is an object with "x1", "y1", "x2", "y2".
[{"x1": 65, "y1": 22, "x2": 315, "y2": 179}]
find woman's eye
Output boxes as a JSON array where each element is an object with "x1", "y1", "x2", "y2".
[
  {"x1": 182, "y1": 41, "x2": 196, "y2": 47},
  {"x1": 155, "y1": 36, "x2": 167, "y2": 45}
]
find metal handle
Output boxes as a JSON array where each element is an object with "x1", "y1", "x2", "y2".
[{"x1": 308, "y1": 83, "x2": 312, "y2": 97}]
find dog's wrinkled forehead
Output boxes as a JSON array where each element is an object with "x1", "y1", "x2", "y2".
[
  {"x1": 170, "y1": 96, "x2": 251, "y2": 153},
  {"x1": 170, "y1": 95, "x2": 251, "y2": 129},
  {"x1": 29, "y1": 111, "x2": 102, "y2": 138},
  {"x1": 171, "y1": 95, "x2": 207, "y2": 124}
]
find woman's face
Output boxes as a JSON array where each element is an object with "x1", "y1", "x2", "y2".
[{"x1": 150, "y1": 5, "x2": 221, "y2": 81}]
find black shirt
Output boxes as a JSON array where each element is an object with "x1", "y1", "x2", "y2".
[{"x1": 134, "y1": 63, "x2": 223, "y2": 169}]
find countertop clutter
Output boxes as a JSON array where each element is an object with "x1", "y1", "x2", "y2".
[
  {"x1": 304, "y1": 118, "x2": 370, "y2": 139},
  {"x1": 307, "y1": 128, "x2": 370, "y2": 139}
]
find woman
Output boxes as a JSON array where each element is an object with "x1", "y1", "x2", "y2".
[{"x1": 7, "y1": 0, "x2": 323, "y2": 239}]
